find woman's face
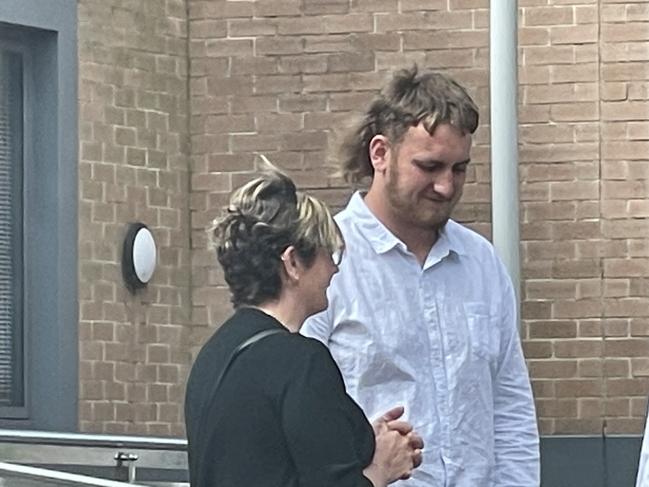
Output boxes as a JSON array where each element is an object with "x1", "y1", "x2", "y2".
[{"x1": 299, "y1": 248, "x2": 340, "y2": 318}]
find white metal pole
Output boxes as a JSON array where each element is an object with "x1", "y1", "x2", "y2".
[{"x1": 490, "y1": 0, "x2": 521, "y2": 323}]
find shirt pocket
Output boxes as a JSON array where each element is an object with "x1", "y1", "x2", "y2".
[{"x1": 463, "y1": 302, "x2": 497, "y2": 362}]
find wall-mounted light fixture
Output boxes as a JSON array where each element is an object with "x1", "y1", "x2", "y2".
[{"x1": 122, "y1": 223, "x2": 157, "y2": 293}]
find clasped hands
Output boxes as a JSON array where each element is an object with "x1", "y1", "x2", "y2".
[{"x1": 372, "y1": 405, "x2": 424, "y2": 481}]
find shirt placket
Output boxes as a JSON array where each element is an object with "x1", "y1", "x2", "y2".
[{"x1": 421, "y1": 268, "x2": 451, "y2": 484}]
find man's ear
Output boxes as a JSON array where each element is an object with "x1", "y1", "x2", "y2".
[
  {"x1": 369, "y1": 135, "x2": 391, "y2": 174},
  {"x1": 280, "y1": 246, "x2": 301, "y2": 282}
]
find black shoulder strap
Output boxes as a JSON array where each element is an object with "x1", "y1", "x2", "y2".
[
  {"x1": 194, "y1": 328, "x2": 285, "y2": 485},
  {"x1": 212, "y1": 328, "x2": 285, "y2": 399}
]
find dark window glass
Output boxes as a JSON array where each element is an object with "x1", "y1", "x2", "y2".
[{"x1": 0, "y1": 49, "x2": 24, "y2": 408}]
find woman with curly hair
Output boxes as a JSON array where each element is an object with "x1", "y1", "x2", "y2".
[{"x1": 184, "y1": 166, "x2": 422, "y2": 487}]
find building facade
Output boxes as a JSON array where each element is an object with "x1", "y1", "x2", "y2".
[{"x1": 0, "y1": 0, "x2": 648, "y2": 440}]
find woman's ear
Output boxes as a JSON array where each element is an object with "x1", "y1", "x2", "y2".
[
  {"x1": 369, "y1": 135, "x2": 391, "y2": 175},
  {"x1": 280, "y1": 246, "x2": 301, "y2": 283}
]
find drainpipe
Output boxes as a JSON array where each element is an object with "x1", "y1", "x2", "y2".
[{"x1": 490, "y1": 1, "x2": 522, "y2": 325}]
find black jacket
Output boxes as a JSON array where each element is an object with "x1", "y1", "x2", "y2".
[{"x1": 185, "y1": 307, "x2": 375, "y2": 487}]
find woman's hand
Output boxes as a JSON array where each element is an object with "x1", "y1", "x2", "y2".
[{"x1": 363, "y1": 406, "x2": 424, "y2": 487}]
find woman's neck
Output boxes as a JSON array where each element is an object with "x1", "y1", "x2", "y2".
[{"x1": 251, "y1": 297, "x2": 306, "y2": 333}]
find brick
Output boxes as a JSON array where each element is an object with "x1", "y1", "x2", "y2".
[
  {"x1": 254, "y1": 75, "x2": 303, "y2": 94},
  {"x1": 253, "y1": 0, "x2": 301, "y2": 17},
  {"x1": 528, "y1": 360, "x2": 578, "y2": 378},
  {"x1": 536, "y1": 399, "x2": 578, "y2": 417},
  {"x1": 304, "y1": 35, "x2": 356, "y2": 53},
  {"x1": 402, "y1": 0, "x2": 446, "y2": 9},
  {"x1": 602, "y1": 23, "x2": 649, "y2": 43},
  {"x1": 356, "y1": 33, "x2": 401, "y2": 52},
  {"x1": 578, "y1": 359, "x2": 602, "y2": 378},
  {"x1": 231, "y1": 57, "x2": 278, "y2": 76},
  {"x1": 554, "y1": 419, "x2": 603, "y2": 435},
  {"x1": 350, "y1": 0, "x2": 397, "y2": 11},
  {"x1": 523, "y1": 341, "x2": 553, "y2": 359},
  {"x1": 231, "y1": 95, "x2": 278, "y2": 114},
  {"x1": 579, "y1": 398, "x2": 603, "y2": 418},
  {"x1": 605, "y1": 299, "x2": 649, "y2": 318},
  {"x1": 205, "y1": 38, "x2": 253, "y2": 56},
  {"x1": 328, "y1": 52, "x2": 375, "y2": 73},
  {"x1": 555, "y1": 379, "x2": 603, "y2": 398},
  {"x1": 526, "y1": 280, "x2": 577, "y2": 299},
  {"x1": 256, "y1": 113, "x2": 303, "y2": 133},
  {"x1": 553, "y1": 299, "x2": 603, "y2": 319},
  {"x1": 281, "y1": 131, "x2": 328, "y2": 151},
  {"x1": 323, "y1": 14, "x2": 372, "y2": 33},
  {"x1": 519, "y1": 27, "x2": 551, "y2": 46},
  {"x1": 606, "y1": 419, "x2": 645, "y2": 435},
  {"x1": 276, "y1": 17, "x2": 324, "y2": 35},
  {"x1": 531, "y1": 380, "x2": 555, "y2": 398},
  {"x1": 303, "y1": 0, "x2": 349, "y2": 15},
  {"x1": 529, "y1": 321, "x2": 578, "y2": 339},
  {"x1": 554, "y1": 341, "x2": 602, "y2": 359},
  {"x1": 525, "y1": 201, "x2": 578, "y2": 223},
  {"x1": 551, "y1": 64, "x2": 598, "y2": 83},
  {"x1": 377, "y1": 11, "x2": 472, "y2": 32},
  {"x1": 607, "y1": 378, "x2": 649, "y2": 397},
  {"x1": 279, "y1": 55, "x2": 329, "y2": 74},
  {"x1": 632, "y1": 358, "x2": 649, "y2": 377},
  {"x1": 227, "y1": 18, "x2": 277, "y2": 36},
  {"x1": 257, "y1": 37, "x2": 304, "y2": 56},
  {"x1": 602, "y1": 101, "x2": 649, "y2": 121},
  {"x1": 524, "y1": 6, "x2": 574, "y2": 26},
  {"x1": 604, "y1": 259, "x2": 649, "y2": 278},
  {"x1": 526, "y1": 83, "x2": 598, "y2": 104},
  {"x1": 551, "y1": 24, "x2": 598, "y2": 45},
  {"x1": 403, "y1": 30, "x2": 488, "y2": 50},
  {"x1": 551, "y1": 102, "x2": 599, "y2": 122}
]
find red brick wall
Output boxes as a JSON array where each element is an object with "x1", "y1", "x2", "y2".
[
  {"x1": 520, "y1": 2, "x2": 649, "y2": 434},
  {"x1": 78, "y1": 0, "x2": 191, "y2": 435},
  {"x1": 77, "y1": 0, "x2": 649, "y2": 435}
]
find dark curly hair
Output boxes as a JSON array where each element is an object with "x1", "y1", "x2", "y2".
[
  {"x1": 340, "y1": 65, "x2": 479, "y2": 183},
  {"x1": 211, "y1": 169, "x2": 342, "y2": 308}
]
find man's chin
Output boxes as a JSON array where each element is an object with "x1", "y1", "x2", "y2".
[{"x1": 417, "y1": 213, "x2": 450, "y2": 232}]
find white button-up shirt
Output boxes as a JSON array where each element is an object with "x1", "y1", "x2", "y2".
[
  {"x1": 302, "y1": 192, "x2": 539, "y2": 487},
  {"x1": 636, "y1": 416, "x2": 649, "y2": 486}
]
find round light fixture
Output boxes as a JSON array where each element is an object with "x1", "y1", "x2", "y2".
[{"x1": 122, "y1": 223, "x2": 157, "y2": 292}]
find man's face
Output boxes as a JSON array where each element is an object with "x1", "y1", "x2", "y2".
[{"x1": 383, "y1": 123, "x2": 472, "y2": 233}]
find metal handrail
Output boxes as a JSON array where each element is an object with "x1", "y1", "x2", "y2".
[
  {"x1": 0, "y1": 429, "x2": 187, "y2": 450},
  {"x1": 0, "y1": 461, "x2": 148, "y2": 486}
]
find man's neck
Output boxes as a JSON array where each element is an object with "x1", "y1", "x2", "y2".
[{"x1": 362, "y1": 190, "x2": 438, "y2": 267}]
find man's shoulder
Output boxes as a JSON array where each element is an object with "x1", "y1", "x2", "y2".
[
  {"x1": 334, "y1": 202, "x2": 356, "y2": 227},
  {"x1": 446, "y1": 219, "x2": 497, "y2": 256},
  {"x1": 333, "y1": 203, "x2": 373, "y2": 248}
]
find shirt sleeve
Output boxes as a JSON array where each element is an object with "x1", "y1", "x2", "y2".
[
  {"x1": 492, "y1": 265, "x2": 541, "y2": 487},
  {"x1": 636, "y1": 412, "x2": 649, "y2": 487},
  {"x1": 279, "y1": 339, "x2": 374, "y2": 487}
]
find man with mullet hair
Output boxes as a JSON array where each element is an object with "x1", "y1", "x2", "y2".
[{"x1": 302, "y1": 66, "x2": 540, "y2": 487}]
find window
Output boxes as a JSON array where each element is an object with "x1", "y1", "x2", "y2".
[
  {"x1": 0, "y1": 48, "x2": 25, "y2": 414},
  {"x1": 0, "y1": 0, "x2": 78, "y2": 430}
]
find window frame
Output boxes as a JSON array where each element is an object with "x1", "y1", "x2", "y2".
[
  {"x1": 0, "y1": 0, "x2": 78, "y2": 431},
  {"x1": 0, "y1": 40, "x2": 30, "y2": 419}
]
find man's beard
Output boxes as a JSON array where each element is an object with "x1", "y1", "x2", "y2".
[{"x1": 385, "y1": 163, "x2": 456, "y2": 233}]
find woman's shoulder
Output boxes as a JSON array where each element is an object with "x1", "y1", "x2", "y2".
[
  {"x1": 251, "y1": 332, "x2": 338, "y2": 376},
  {"x1": 260, "y1": 331, "x2": 331, "y2": 359}
]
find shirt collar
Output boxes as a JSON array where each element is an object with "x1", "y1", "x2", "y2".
[{"x1": 345, "y1": 191, "x2": 468, "y2": 258}]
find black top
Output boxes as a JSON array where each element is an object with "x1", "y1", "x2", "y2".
[{"x1": 185, "y1": 307, "x2": 375, "y2": 487}]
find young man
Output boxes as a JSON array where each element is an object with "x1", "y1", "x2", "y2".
[{"x1": 302, "y1": 67, "x2": 540, "y2": 487}]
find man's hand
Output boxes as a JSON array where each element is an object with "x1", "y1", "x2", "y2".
[{"x1": 372, "y1": 406, "x2": 424, "y2": 479}]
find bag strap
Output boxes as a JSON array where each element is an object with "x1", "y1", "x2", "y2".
[
  {"x1": 194, "y1": 328, "x2": 285, "y2": 483},
  {"x1": 212, "y1": 328, "x2": 285, "y2": 399}
]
